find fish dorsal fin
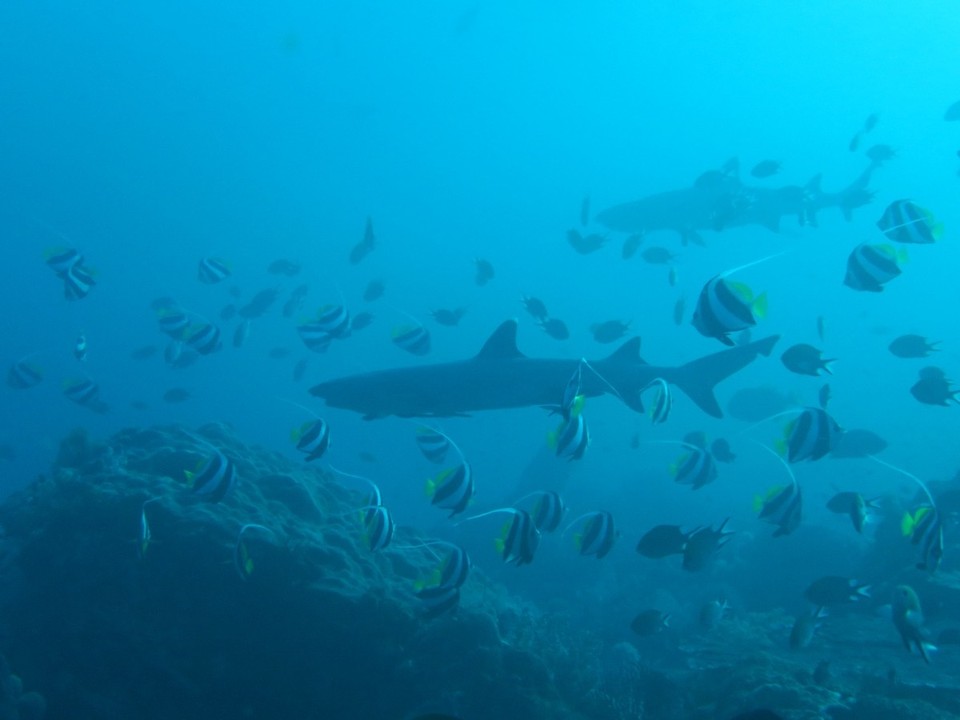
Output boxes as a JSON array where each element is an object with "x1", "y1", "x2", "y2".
[
  {"x1": 475, "y1": 320, "x2": 524, "y2": 361},
  {"x1": 605, "y1": 337, "x2": 645, "y2": 365}
]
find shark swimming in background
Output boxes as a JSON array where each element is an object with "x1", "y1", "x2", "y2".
[
  {"x1": 595, "y1": 160, "x2": 878, "y2": 247},
  {"x1": 310, "y1": 319, "x2": 779, "y2": 419}
]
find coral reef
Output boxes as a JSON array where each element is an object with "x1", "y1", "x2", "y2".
[
  {"x1": 4, "y1": 424, "x2": 960, "y2": 720},
  {"x1": 0, "y1": 424, "x2": 606, "y2": 720}
]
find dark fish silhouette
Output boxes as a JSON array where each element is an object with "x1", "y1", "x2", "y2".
[
  {"x1": 750, "y1": 160, "x2": 781, "y2": 178},
  {"x1": 888, "y1": 334, "x2": 938, "y2": 358},
  {"x1": 349, "y1": 217, "x2": 376, "y2": 265}
]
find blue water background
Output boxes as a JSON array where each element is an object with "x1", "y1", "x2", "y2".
[{"x1": 2, "y1": 1, "x2": 960, "y2": 622}]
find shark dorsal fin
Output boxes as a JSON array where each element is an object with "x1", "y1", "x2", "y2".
[
  {"x1": 475, "y1": 320, "x2": 524, "y2": 361},
  {"x1": 605, "y1": 337, "x2": 645, "y2": 365}
]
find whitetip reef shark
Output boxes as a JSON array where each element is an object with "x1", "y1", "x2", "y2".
[
  {"x1": 310, "y1": 320, "x2": 779, "y2": 419},
  {"x1": 595, "y1": 160, "x2": 878, "y2": 247}
]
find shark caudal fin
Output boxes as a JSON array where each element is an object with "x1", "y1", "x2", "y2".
[{"x1": 669, "y1": 336, "x2": 780, "y2": 418}]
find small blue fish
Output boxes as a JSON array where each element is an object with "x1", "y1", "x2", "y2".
[
  {"x1": 185, "y1": 449, "x2": 237, "y2": 503},
  {"x1": 198, "y1": 257, "x2": 232, "y2": 284},
  {"x1": 291, "y1": 419, "x2": 330, "y2": 461}
]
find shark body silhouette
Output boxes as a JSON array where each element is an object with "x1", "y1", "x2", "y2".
[
  {"x1": 310, "y1": 320, "x2": 778, "y2": 419},
  {"x1": 596, "y1": 162, "x2": 877, "y2": 245}
]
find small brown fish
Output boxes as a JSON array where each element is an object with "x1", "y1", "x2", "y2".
[
  {"x1": 910, "y1": 367, "x2": 959, "y2": 406},
  {"x1": 268, "y1": 259, "x2": 301, "y2": 276},
  {"x1": 631, "y1": 609, "x2": 670, "y2": 636},
  {"x1": 363, "y1": 280, "x2": 385, "y2": 302},
  {"x1": 622, "y1": 233, "x2": 644, "y2": 260},
  {"x1": 293, "y1": 358, "x2": 308, "y2": 382},
  {"x1": 130, "y1": 345, "x2": 158, "y2": 361},
  {"x1": 349, "y1": 217, "x2": 376, "y2": 265},
  {"x1": 474, "y1": 258, "x2": 495, "y2": 286},
  {"x1": 780, "y1": 344, "x2": 834, "y2": 376},
  {"x1": 567, "y1": 229, "x2": 607, "y2": 255},
  {"x1": 672, "y1": 297, "x2": 685, "y2": 326},
  {"x1": 590, "y1": 320, "x2": 629, "y2": 344},
  {"x1": 538, "y1": 317, "x2": 569, "y2": 340},
  {"x1": 521, "y1": 295, "x2": 548, "y2": 320},
  {"x1": 430, "y1": 308, "x2": 466, "y2": 327},
  {"x1": 888, "y1": 334, "x2": 938, "y2": 358},
  {"x1": 750, "y1": 160, "x2": 781, "y2": 178},
  {"x1": 163, "y1": 387, "x2": 191, "y2": 403},
  {"x1": 641, "y1": 246, "x2": 678, "y2": 265}
]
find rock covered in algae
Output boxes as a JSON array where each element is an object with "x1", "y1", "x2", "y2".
[
  {"x1": 0, "y1": 653, "x2": 45, "y2": 720},
  {"x1": 0, "y1": 424, "x2": 620, "y2": 720}
]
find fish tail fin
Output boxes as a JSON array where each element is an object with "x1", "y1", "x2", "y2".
[{"x1": 667, "y1": 335, "x2": 780, "y2": 418}]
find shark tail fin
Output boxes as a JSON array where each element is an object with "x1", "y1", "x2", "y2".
[{"x1": 668, "y1": 335, "x2": 780, "y2": 418}]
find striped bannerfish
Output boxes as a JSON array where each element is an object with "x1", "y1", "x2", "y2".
[
  {"x1": 876, "y1": 199, "x2": 943, "y2": 244},
  {"x1": 197, "y1": 257, "x2": 232, "y2": 284},
  {"x1": 425, "y1": 462, "x2": 474, "y2": 517},
  {"x1": 185, "y1": 448, "x2": 237, "y2": 503}
]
